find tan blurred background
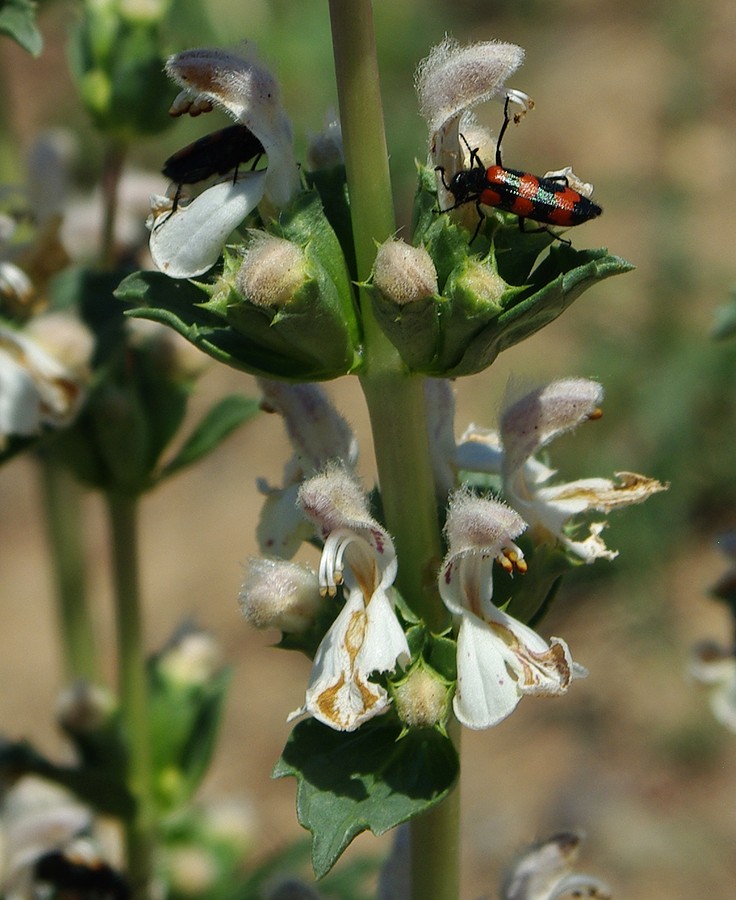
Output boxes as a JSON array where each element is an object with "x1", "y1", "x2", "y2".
[{"x1": 2, "y1": 0, "x2": 736, "y2": 896}]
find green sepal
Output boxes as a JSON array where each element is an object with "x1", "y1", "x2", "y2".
[
  {"x1": 147, "y1": 659, "x2": 233, "y2": 814},
  {"x1": 304, "y1": 164, "x2": 356, "y2": 282},
  {"x1": 0, "y1": 739, "x2": 135, "y2": 818},
  {"x1": 368, "y1": 285, "x2": 444, "y2": 371},
  {"x1": 0, "y1": 0, "x2": 42, "y2": 56},
  {"x1": 274, "y1": 189, "x2": 357, "y2": 321},
  {"x1": 273, "y1": 716, "x2": 459, "y2": 878},
  {"x1": 159, "y1": 393, "x2": 259, "y2": 481},
  {"x1": 440, "y1": 245, "x2": 633, "y2": 376}
]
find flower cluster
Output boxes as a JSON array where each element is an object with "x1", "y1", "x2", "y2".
[
  {"x1": 240, "y1": 377, "x2": 665, "y2": 733},
  {"x1": 133, "y1": 40, "x2": 665, "y2": 735}
]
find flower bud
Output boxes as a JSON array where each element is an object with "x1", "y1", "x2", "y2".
[
  {"x1": 306, "y1": 117, "x2": 344, "y2": 171},
  {"x1": 237, "y1": 234, "x2": 309, "y2": 309},
  {"x1": 56, "y1": 681, "x2": 117, "y2": 734},
  {"x1": 239, "y1": 558, "x2": 323, "y2": 633},
  {"x1": 157, "y1": 625, "x2": 222, "y2": 687},
  {"x1": 25, "y1": 313, "x2": 94, "y2": 379},
  {"x1": 372, "y1": 239, "x2": 438, "y2": 306},
  {"x1": 391, "y1": 661, "x2": 452, "y2": 729},
  {"x1": 369, "y1": 239, "x2": 442, "y2": 371}
]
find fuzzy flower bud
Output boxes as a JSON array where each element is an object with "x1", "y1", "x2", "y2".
[
  {"x1": 391, "y1": 661, "x2": 452, "y2": 729},
  {"x1": 237, "y1": 233, "x2": 309, "y2": 309},
  {"x1": 239, "y1": 558, "x2": 323, "y2": 633},
  {"x1": 56, "y1": 682, "x2": 117, "y2": 734},
  {"x1": 306, "y1": 116, "x2": 344, "y2": 171},
  {"x1": 372, "y1": 239, "x2": 438, "y2": 306}
]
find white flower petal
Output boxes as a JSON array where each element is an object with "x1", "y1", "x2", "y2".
[
  {"x1": 361, "y1": 587, "x2": 410, "y2": 673},
  {"x1": 453, "y1": 611, "x2": 521, "y2": 729},
  {"x1": 0, "y1": 327, "x2": 84, "y2": 438},
  {"x1": 294, "y1": 591, "x2": 391, "y2": 732},
  {"x1": 255, "y1": 481, "x2": 313, "y2": 560},
  {"x1": 149, "y1": 172, "x2": 267, "y2": 278}
]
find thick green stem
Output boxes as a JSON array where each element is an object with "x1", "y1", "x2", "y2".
[
  {"x1": 328, "y1": 4, "x2": 459, "y2": 897},
  {"x1": 105, "y1": 491, "x2": 154, "y2": 898},
  {"x1": 38, "y1": 456, "x2": 98, "y2": 682}
]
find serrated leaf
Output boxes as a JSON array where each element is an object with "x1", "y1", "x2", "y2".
[
  {"x1": 159, "y1": 394, "x2": 259, "y2": 480},
  {"x1": 273, "y1": 717, "x2": 458, "y2": 878},
  {"x1": 0, "y1": 0, "x2": 42, "y2": 56}
]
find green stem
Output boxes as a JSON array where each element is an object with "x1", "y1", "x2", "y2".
[
  {"x1": 38, "y1": 456, "x2": 98, "y2": 682},
  {"x1": 328, "y1": 4, "x2": 459, "y2": 898},
  {"x1": 409, "y1": 718, "x2": 460, "y2": 899},
  {"x1": 99, "y1": 139, "x2": 128, "y2": 269},
  {"x1": 105, "y1": 491, "x2": 154, "y2": 898}
]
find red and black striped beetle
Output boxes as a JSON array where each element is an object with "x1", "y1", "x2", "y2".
[{"x1": 436, "y1": 96, "x2": 602, "y2": 243}]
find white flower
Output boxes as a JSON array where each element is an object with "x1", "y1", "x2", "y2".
[
  {"x1": 165, "y1": 46, "x2": 299, "y2": 206},
  {"x1": 501, "y1": 831, "x2": 611, "y2": 900},
  {"x1": 415, "y1": 37, "x2": 529, "y2": 210},
  {"x1": 256, "y1": 379, "x2": 358, "y2": 558},
  {"x1": 439, "y1": 490, "x2": 586, "y2": 730},
  {"x1": 689, "y1": 640, "x2": 736, "y2": 732},
  {"x1": 0, "y1": 776, "x2": 91, "y2": 898},
  {"x1": 150, "y1": 46, "x2": 300, "y2": 279},
  {"x1": 290, "y1": 464, "x2": 410, "y2": 732},
  {"x1": 0, "y1": 319, "x2": 90, "y2": 447},
  {"x1": 456, "y1": 378, "x2": 667, "y2": 563}
]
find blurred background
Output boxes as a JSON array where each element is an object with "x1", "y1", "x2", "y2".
[{"x1": 2, "y1": 0, "x2": 736, "y2": 896}]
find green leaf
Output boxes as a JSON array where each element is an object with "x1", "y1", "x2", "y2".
[
  {"x1": 0, "y1": 0, "x2": 42, "y2": 56},
  {"x1": 159, "y1": 394, "x2": 259, "y2": 480},
  {"x1": 273, "y1": 717, "x2": 459, "y2": 878},
  {"x1": 116, "y1": 270, "x2": 359, "y2": 381}
]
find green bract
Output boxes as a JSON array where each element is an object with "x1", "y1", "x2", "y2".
[{"x1": 119, "y1": 191, "x2": 362, "y2": 381}]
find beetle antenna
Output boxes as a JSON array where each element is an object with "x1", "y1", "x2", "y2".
[{"x1": 495, "y1": 95, "x2": 515, "y2": 166}]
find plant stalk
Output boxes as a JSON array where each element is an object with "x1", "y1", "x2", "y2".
[
  {"x1": 38, "y1": 455, "x2": 98, "y2": 681},
  {"x1": 105, "y1": 490, "x2": 154, "y2": 898},
  {"x1": 328, "y1": 4, "x2": 460, "y2": 898}
]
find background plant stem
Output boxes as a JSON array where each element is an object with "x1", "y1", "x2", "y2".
[
  {"x1": 328, "y1": 3, "x2": 459, "y2": 897},
  {"x1": 106, "y1": 490, "x2": 154, "y2": 898},
  {"x1": 38, "y1": 456, "x2": 98, "y2": 681}
]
